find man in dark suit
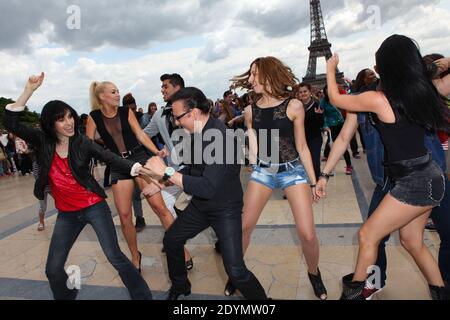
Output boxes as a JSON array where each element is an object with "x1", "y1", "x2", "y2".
[{"x1": 145, "y1": 87, "x2": 268, "y2": 300}]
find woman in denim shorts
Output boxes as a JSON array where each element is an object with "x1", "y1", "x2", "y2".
[
  {"x1": 225, "y1": 56, "x2": 327, "y2": 300},
  {"x1": 324, "y1": 35, "x2": 449, "y2": 300}
]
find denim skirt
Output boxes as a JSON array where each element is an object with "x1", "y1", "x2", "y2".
[{"x1": 388, "y1": 154, "x2": 445, "y2": 207}]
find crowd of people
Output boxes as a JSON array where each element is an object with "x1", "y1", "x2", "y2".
[{"x1": 1, "y1": 34, "x2": 449, "y2": 300}]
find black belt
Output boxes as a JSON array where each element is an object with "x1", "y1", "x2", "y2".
[
  {"x1": 257, "y1": 159, "x2": 300, "y2": 173},
  {"x1": 121, "y1": 145, "x2": 145, "y2": 159},
  {"x1": 384, "y1": 153, "x2": 431, "y2": 179}
]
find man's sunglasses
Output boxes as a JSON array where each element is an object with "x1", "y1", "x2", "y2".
[{"x1": 173, "y1": 109, "x2": 192, "y2": 121}]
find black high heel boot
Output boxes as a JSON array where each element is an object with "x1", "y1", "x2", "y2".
[
  {"x1": 308, "y1": 268, "x2": 328, "y2": 300},
  {"x1": 429, "y1": 284, "x2": 450, "y2": 300},
  {"x1": 185, "y1": 257, "x2": 194, "y2": 271},
  {"x1": 137, "y1": 251, "x2": 142, "y2": 274},
  {"x1": 340, "y1": 273, "x2": 365, "y2": 300},
  {"x1": 224, "y1": 279, "x2": 236, "y2": 296}
]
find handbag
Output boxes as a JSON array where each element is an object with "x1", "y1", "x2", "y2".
[{"x1": 0, "y1": 148, "x2": 6, "y2": 161}]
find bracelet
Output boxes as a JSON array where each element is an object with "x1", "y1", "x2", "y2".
[
  {"x1": 310, "y1": 184, "x2": 316, "y2": 188},
  {"x1": 319, "y1": 172, "x2": 331, "y2": 181}
]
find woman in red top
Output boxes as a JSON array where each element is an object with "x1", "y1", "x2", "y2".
[{"x1": 4, "y1": 73, "x2": 153, "y2": 300}]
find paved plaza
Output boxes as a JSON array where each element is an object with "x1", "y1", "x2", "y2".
[{"x1": 0, "y1": 154, "x2": 440, "y2": 300}]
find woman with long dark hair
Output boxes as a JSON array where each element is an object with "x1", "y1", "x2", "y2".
[
  {"x1": 324, "y1": 35, "x2": 449, "y2": 299},
  {"x1": 228, "y1": 56, "x2": 327, "y2": 300},
  {"x1": 3, "y1": 73, "x2": 153, "y2": 300}
]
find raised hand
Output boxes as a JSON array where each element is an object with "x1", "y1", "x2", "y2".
[
  {"x1": 327, "y1": 54, "x2": 340, "y2": 71},
  {"x1": 25, "y1": 72, "x2": 45, "y2": 92}
]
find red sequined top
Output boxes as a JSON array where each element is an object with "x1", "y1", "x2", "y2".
[{"x1": 48, "y1": 153, "x2": 103, "y2": 212}]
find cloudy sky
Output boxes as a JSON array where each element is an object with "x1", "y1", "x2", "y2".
[{"x1": 1, "y1": 0, "x2": 450, "y2": 114}]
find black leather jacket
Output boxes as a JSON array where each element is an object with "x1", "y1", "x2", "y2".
[{"x1": 4, "y1": 109, "x2": 135, "y2": 200}]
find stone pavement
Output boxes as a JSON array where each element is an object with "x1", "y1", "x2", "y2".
[{"x1": 0, "y1": 155, "x2": 440, "y2": 300}]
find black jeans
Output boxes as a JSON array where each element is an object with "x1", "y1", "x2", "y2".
[
  {"x1": 431, "y1": 177, "x2": 450, "y2": 284},
  {"x1": 45, "y1": 201, "x2": 152, "y2": 300},
  {"x1": 324, "y1": 125, "x2": 352, "y2": 167},
  {"x1": 103, "y1": 165, "x2": 111, "y2": 187},
  {"x1": 163, "y1": 204, "x2": 267, "y2": 299},
  {"x1": 370, "y1": 177, "x2": 450, "y2": 287},
  {"x1": 307, "y1": 136, "x2": 323, "y2": 180}
]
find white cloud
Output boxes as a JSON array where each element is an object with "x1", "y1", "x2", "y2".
[{"x1": 1, "y1": 0, "x2": 449, "y2": 116}]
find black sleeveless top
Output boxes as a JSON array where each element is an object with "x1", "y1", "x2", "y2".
[
  {"x1": 370, "y1": 107, "x2": 427, "y2": 163},
  {"x1": 90, "y1": 106, "x2": 141, "y2": 155},
  {"x1": 252, "y1": 99, "x2": 299, "y2": 163}
]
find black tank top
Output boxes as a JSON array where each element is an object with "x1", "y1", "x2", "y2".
[
  {"x1": 252, "y1": 99, "x2": 299, "y2": 163},
  {"x1": 90, "y1": 106, "x2": 140, "y2": 155},
  {"x1": 370, "y1": 107, "x2": 427, "y2": 163}
]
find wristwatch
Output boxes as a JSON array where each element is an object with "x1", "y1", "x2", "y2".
[{"x1": 162, "y1": 167, "x2": 176, "y2": 182}]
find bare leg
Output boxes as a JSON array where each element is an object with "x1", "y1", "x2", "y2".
[
  {"x1": 354, "y1": 194, "x2": 444, "y2": 287},
  {"x1": 112, "y1": 179, "x2": 140, "y2": 268},
  {"x1": 242, "y1": 181, "x2": 273, "y2": 254},
  {"x1": 399, "y1": 209, "x2": 444, "y2": 286},
  {"x1": 284, "y1": 184, "x2": 320, "y2": 275}
]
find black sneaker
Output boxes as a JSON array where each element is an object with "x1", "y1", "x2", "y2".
[{"x1": 135, "y1": 217, "x2": 146, "y2": 232}]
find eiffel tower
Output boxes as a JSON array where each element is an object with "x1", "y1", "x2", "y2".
[{"x1": 302, "y1": 0, "x2": 343, "y2": 89}]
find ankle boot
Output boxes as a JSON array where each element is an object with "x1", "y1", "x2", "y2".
[
  {"x1": 340, "y1": 273, "x2": 365, "y2": 300},
  {"x1": 429, "y1": 284, "x2": 450, "y2": 300}
]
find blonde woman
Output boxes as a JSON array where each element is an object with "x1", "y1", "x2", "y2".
[
  {"x1": 86, "y1": 81, "x2": 192, "y2": 272},
  {"x1": 227, "y1": 57, "x2": 327, "y2": 300}
]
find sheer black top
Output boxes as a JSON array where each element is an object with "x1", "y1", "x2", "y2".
[{"x1": 252, "y1": 99, "x2": 299, "y2": 164}]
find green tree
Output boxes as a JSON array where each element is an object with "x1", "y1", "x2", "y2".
[{"x1": 0, "y1": 97, "x2": 40, "y2": 130}]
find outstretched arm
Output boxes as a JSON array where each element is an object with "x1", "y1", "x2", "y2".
[{"x1": 3, "y1": 73, "x2": 45, "y2": 148}]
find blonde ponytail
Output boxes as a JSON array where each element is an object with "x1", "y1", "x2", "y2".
[
  {"x1": 90, "y1": 81, "x2": 102, "y2": 111},
  {"x1": 90, "y1": 81, "x2": 115, "y2": 111}
]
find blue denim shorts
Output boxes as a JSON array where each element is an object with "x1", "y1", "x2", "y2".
[{"x1": 249, "y1": 159, "x2": 310, "y2": 190}]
